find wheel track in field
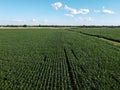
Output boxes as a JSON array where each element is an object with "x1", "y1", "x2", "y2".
[
  {"x1": 64, "y1": 48, "x2": 77, "y2": 90},
  {"x1": 67, "y1": 29, "x2": 120, "y2": 46},
  {"x1": 71, "y1": 49, "x2": 86, "y2": 73},
  {"x1": 71, "y1": 49, "x2": 79, "y2": 60},
  {"x1": 67, "y1": 29, "x2": 120, "y2": 87}
]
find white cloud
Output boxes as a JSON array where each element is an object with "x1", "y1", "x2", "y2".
[
  {"x1": 64, "y1": 5, "x2": 89, "y2": 15},
  {"x1": 31, "y1": 19, "x2": 48, "y2": 24},
  {"x1": 102, "y1": 9, "x2": 114, "y2": 14},
  {"x1": 32, "y1": 18, "x2": 37, "y2": 22},
  {"x1": 78, "y1": 9, "x2": 89, "y2": 14},
  {"x1": 12, "y1": 19, "x2": 26, "y2": 22},
  {"x1": 42, "y1": 19, "x2": 48, "y2": 23},
  {"x1": 65, "y1": 14, "x2": 74, "y2": 17},
  {"x1": 51, "y1": 2, "x2": 62, "y2": 10},
  {"x1": 94, "y1": 9, "x2": 114, "y2": 14},
  {"x1": 64, "y1": 5, "x2": 78, "y2": 15},
  {"x1": 78, "y1": 17, "x2": 94, "y2": 22}
]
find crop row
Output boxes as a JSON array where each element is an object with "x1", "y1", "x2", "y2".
[
  {"x1": 0, "y1": 28, "x2": 120, "y2": 90},
  {"x1": 63, "y1": 30, "x2": 120, "y2": 90},
  {"x1": 74, "y1": 28, "x2": 120, "y2": 41}
]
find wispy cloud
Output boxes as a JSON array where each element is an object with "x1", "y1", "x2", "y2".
[
  {"x1": 64, "y1": 5, "x2": 89, "y2": 15},
  {"x1": 78, "y1": 17, "x2": 94, "y2": 22},
  {"x1": 51, "y1": 2, "x2": 62, "y2": 10},
  {"x1": 102, "y1": 9, "x2": 114, "y2": 14},
  {"x1": 94, "y1": 6, "x2": 115, "y2": 14},
  {"x1": 64, "y1": 5, "x2": 78, "y2": 15},
  {"x1": 78, "y1": 9, "x2": 90, "y2": 14},
  {"x1": 64, "y1": 14, "x2": 74, "y2": 17},
  {"x1": 12, "y1": 19, "x2": 26, "y2": 22}
]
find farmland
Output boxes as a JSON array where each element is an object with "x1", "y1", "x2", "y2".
[
  {"x1": 74, "y1": 28, "x2": 120, "y2": 42},
  {"x1": 0, "y1": 27, "x2": 120, "y2": 90}
]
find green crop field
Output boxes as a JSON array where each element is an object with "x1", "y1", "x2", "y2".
[
  {"x1": 0, "y1": 27, "x2": 120, "y2": 90},
  {"x1": 75, "y1": 28, "x2": 120, "y2": 41}
]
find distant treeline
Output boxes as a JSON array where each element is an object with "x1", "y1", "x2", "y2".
[{"x1": 0, "y1": 25, "x2": 120, "y2": 28}]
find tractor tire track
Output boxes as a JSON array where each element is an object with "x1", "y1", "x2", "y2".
[
  {"x1": 67, "y1": 30, "x2": 120, "y2": 45},
  {"x1": 71, "y1": 49, "x2": 79, "y2": 61},
  {"x1": 71, "y1": 49, "x2": 86, "y2": 73},
  {"x1": 64, "y1": 48, "x2": 77, "y2": 90}
]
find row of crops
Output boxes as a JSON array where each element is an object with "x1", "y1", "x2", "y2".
[
  {"x1": 0, "y1": 28, "x2": 120, "y2": 90},
  {"x1": 74, "y1": 28, "x2": 120, "y2": 42},
  {"x1": 62, "y1": 30, "x2": 120, "y2": 89}
]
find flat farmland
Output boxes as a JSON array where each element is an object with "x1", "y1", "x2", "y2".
[
  {"x1": 74, "y1": 28, "x2": 120, "y2": 41},
  {"x1": 0, "y1": 28, "x2": 120, "y2": 90}
]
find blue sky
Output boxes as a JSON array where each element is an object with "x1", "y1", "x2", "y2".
[{"x1": 0, "y1": 0, "x2": 120, "y2": 25}]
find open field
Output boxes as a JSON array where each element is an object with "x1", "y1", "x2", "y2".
[
  {"x1": 0, "y1": 28, "x2": 120, "y2": 90},
  {"x1": 74, "y1": 28, "x2": 120, "y2": 42}
]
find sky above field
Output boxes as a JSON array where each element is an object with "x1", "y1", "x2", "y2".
[{"x1": 0, "y1": 0, "x2": 120, "y2": 25}]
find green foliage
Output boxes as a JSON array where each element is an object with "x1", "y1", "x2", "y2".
[
  {"x1": 0, "y1": 28, "x2": 120, "y2": 90},
  {"x1": 75, "y1": 28, "x2": 120, "y2": 41}
]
